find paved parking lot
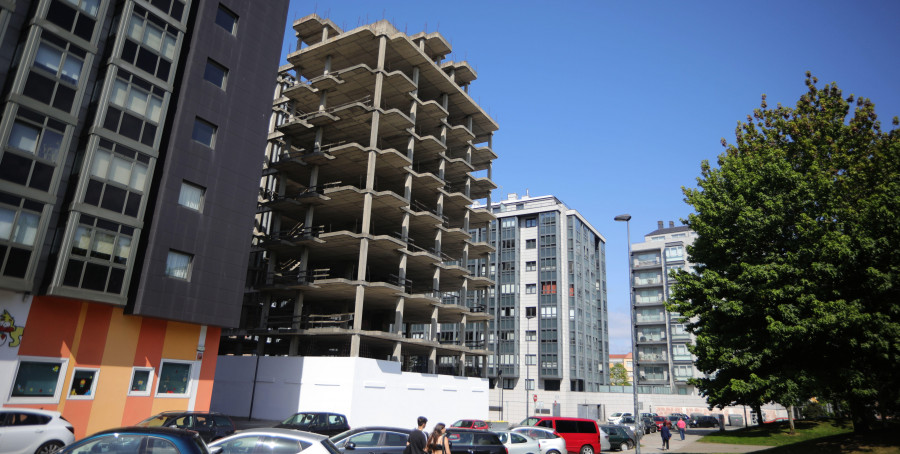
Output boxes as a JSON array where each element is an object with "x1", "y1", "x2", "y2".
[{"x1": 635, "y1": 426, "x2": 767, "y2": 453}]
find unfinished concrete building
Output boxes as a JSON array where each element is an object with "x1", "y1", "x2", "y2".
[{"x1": 220, "y1": 15, "x2": 499, "y2": 376}]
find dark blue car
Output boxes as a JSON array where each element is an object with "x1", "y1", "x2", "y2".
[{"x1": 59, "y1": 426, "x2": 211, "y2": 454}]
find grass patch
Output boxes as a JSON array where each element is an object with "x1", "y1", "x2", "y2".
[
  {"x1": 758, "y1": 428, "x2": 900, "y2": 453},
  {"x1": 698, "y1": 419, "x2": 851, "y2": 446}
]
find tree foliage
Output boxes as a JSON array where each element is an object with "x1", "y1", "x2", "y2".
[
  {"x1": 669, "y1": 73, "x2": 900, "y2": 433},
  {"x1": 610, "y1": 362, "x2": 630, "y2": 386}
]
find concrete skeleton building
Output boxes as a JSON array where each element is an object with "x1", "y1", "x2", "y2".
[
  {"x1": 480, "y1": 193, "x2": 609, "y2": 421},
  {"x1": 219, "y1": 14, "x2": 499, "y2": 377},
  {"x1": 629, "y1": 221, "x2": 703, "y2": 395},
  {"x1": 0, "y1": 0, "x2": 287, "y2": 437}
]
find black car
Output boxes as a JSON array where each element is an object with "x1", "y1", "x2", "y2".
[
  {"x1": 445, "y1": 428, "x2": 506, "y2": 454},
  {"x1": 693, "y1": 416, "x2": 720, "y2": 428},
  {"x1": 640, "y1": 416, "x2": 657, "y2": 433},
  {"x1": 135, "y1": 411, "x2": 235, "y2": 442},
  {"x1": 331, "y1": 426, "x2": 413, "y2": 454},
  {"x1": 599, "y1": 425, "x2": 637, "y2": 451},
  {"x1": 277, "y1": 412, "x2": 350, "y2": 436}
]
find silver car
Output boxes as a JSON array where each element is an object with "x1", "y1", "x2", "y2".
[
  {"x1": 210, "y1": 428, "x2": 342, "y2": 454},
  {"x1": 509, "y1": 426, "x2": 567, "y2": 454},
  {"x1": 495, "y1": 431, "x2": 540, "y2": 454},
  {"x1": 0, "y1": 408, "x2": 75, "y2": 454}
]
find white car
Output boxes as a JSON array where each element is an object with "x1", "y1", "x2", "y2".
[
  {"x1": 606, "y1": 412, "x2": 632, "y2": 425},
  {"x1": 210, "y1": 428, "x2": 340, "y2": 454},
  {"x1": 495, "y1": 431, "x2": 540, "y2": 454},
  {"x1": 0, "y1": 408, "x2": 75, "y2": 454},
  {"x1": 510, "y1": 426, "x2": 567, "y2": 454}
]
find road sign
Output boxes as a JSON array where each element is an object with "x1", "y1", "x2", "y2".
[{"x1": 533, "y1": 394, "x2": 537, "y2": 403}]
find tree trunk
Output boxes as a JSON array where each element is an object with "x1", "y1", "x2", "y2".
[
  {"x1": 788, "y1": 404, "x2": 795, "y2": 434},
  {"x1": 849, "y1": 398, "x2": 872, "y2": 433},
  {"x1": 752, "y1": 404, "x2": 763, "y2": 425}
]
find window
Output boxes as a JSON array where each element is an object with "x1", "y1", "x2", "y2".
[
  {"x1": 526, "y1": 306, "x2": 537, "y2": 318},
  {"x1": 525, "y1": 379, "x2": 534, "y2": 390},
  {"x1": 215, "y1": 4, "x2": 238, "y2": 34},
  {"x1": 525, "y1": 261, "x2": 536, "y2": 272},
  {"x1": 128, "y1": 367, "x2": 154, "y2": 396},
  {"x1": 203, "y1": 59, "x2": 227, "y2": 88},
  {"x1": 62, "y1": 214, "x2": 133, "y2": 294},
  {"x1": 67, "y1": 368, "x2": 99, "y2": 399},
  {"x1": 525, "y1": 284, "x2": 536, "y2": 294},
  {"x1": 192, "y1": 118, "x2": 216, "y2": 147},
  {"x1": 525, "y1": 239, "x2": 536, "y2": 249},
  {"x1": 156, "y1": 360, "x2": 192, "y2": 396},
  {"x1": 10, "y1": 357, "x2": 68, "y2": 403},
  {"x1": 165, "y1": 250, "x2": 192, "y2": 280},
  {"x1": 525, "y1": 354, "x2": 536, "y2": 365},
  {"x1": 104, "y1": 70, "x2": 165, "y2": 146},
  {"x1": 148, "y1": 0, "x2": 186, "y2": 21},
  {"x1": 525, "y1": 330, "x2": 536, "y2": 341},
  {"x1": 524, "y1": 217, "x2": 537, "y2": 228},
  {"x1": 83, "y1": 139, "x2": 150, "y2": 217},
  {"x1": 541, "y1": 281, "x2": 556, "y2": 295},
  {"x1": 122, "y1": 5, "x2": 179, "y2": 80},
  {"x1": 0, "y1": 192, "x2": 45, "y2": 278},
  {"x1": 1, "y1": 108, "x2": 66, "y2": 193},
  {"x1": 665, "y1": 245, "x2": 684, "y2": 261},
  {"x1": 22, "y1": 33, "x2": 86, "y2": 113},
  {"x1": 45, "y1": 0, "x2": 99, "y2": 41},
  {"x1": 178, "y1": 182, "x2": 204, "y2": 211}
]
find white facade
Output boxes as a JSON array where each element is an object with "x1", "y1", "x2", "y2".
[{"x1": 211, "y1": 356, "x2": 488, "y2": 429}]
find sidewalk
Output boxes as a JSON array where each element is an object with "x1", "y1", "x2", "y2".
[{"x1": 635, "y1": 427, "x2": 768, "y2": 454}]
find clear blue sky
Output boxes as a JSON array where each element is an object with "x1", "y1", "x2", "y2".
[{"x1": 279, "y1": 0, "x2": 900, "y2": 354}]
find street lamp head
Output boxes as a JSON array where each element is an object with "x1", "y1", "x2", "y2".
[{"x1": 614, "y1": 214, "x2": 632, "y2": 222}]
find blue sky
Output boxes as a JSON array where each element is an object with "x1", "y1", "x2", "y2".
[{"x1": 279, "y1": 0, "x2": 900, "y2": 354}]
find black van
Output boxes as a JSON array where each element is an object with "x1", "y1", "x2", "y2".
[{"x1": 445, "y1": 428, "x2": 506, "y2": 454}]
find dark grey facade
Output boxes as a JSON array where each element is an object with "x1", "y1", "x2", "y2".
[{"x1": 0, "y1": 0, "x2": 287, "y2": 327}]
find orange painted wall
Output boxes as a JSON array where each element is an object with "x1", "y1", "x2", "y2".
[{"x1": 16, "y1": 296, "x2": 219, "y2": 439}]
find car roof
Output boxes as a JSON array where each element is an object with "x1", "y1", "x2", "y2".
[
  {"x1": 340, "y1": 427, "x2": 411, "y2": 434},
  {"x1": 448, "y1": 428, "x2": 496, "y2": 433},
  {"x1": 0, "y1": 407, "x2": 62, "y2": 417},
  {"x1": 91, "y1": 426, "x2": 200, "y2": 437},
  {"x1": 225, "y1": 428, "x2": 329, "y2": 440},
  {"x1": 154, "y1": 411, "x2": 227, "y2": 416}
]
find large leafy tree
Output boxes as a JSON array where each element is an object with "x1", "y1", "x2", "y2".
[
  {"x1": 669, "y1": 73, "x2": 900, "y2": 432},
  {"x1": 610, "y1": 362, "x2": 630, "y2": 386}
]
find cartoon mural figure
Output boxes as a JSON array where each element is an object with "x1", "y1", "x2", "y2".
[{"x1": 0, "y1": 309, "x2": 24, "y2": 347}]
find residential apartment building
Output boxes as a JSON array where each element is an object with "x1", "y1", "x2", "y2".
[
  {"x1": 0, "y1": 0, "x2": 287, "y2": 437},
  {"x1": 630, "y1": 221, "x2": 701, "y2": 395},
  {"x1": 480, "y1": 193, "x2": 608, "y2": 420},
  {"x1": 218, "y1": 15, "x2": 499, "y2": 378}
]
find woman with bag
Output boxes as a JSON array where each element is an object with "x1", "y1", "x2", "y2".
[{"x1": 660, "y1": 420, "x2": 671, "y2": 450}]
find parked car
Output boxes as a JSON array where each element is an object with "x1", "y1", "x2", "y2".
[
  {"x1": 330, "y1": 426, "x2": 412, "y2": 454},
  {"x1": 136, "y1": 410, "x2": 235, "y2": 442},
  {"x1": 450, "y1": 419, "x2": 490, "y2": 430},
  {"x1": 445, "y1": 429, "x2": 506, "y2": 454},
  {"x1": 606, "y1": 412, "x2": 631, "y2": 425},
  {"x1": 495, "y1": 430, "x2": 540, "y2": 454},
  {"x1": 693, "y1": 416, "x2": 720, "y2": 428},
  {"x1": 212, "y1": 427, "x2": 342, "y2": 454},
  {"x1": 276, "y1": 412, "x2": 350, "y2": 436},
  {"x1": 0, "y1": 408, "x2": 75, "y2": 454},
  {"x1": 652, "y1": 416, "x2": 666, "y2": 431},
  {"x1": 599, "y1": 424, "x2": 638, "y2": 452},
  {"x1": 639, "y1": 412, "x2": 657, "y2": 420},
  {"x1": 668, "y1": 413, "x2": 692, "y2": 427},
  {"x1": 58, "y1": 427, "x2": 205, "y2": 454},
  {"x1": 509, "y1": 426, "x2": 567, "y2": 454},
  {"x1": 519, "y1": 416, "x2": 603, "y2": 454},
  {"x1": 640, "y1": 416, "x2": 657, "y2": 434}
]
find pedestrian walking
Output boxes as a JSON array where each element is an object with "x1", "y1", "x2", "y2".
[
  {"x1": 426, "y1": 423, "x2": 450, "y2": 454},
  {"x1": 677, "y1": 417, "x2": 686, "y2": 441},
  {"x1": 405, "y1": 416, "x2": 428, "y2": 454},
  {"x1": 660, "y1": 421, "x2": 671, "y2": 450}
]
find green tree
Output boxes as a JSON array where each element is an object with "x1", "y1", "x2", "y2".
[
  {"x1": 669, "y1": 73, "x2": 900, "y2": 433},
  {"x1": 610, "y1": 362, "x2": 630, "y2": 386}
]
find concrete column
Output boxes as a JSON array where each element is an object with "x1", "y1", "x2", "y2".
[
  {"x1": 318, "y1": 90, "x2": 327, "y2": 111},
  {"x1": 429, "y1": 347, "x2": 437, "y2": 374},
  {"x1": 392, "y1": 341, "x2": 402, "y2": 362},
  {"x1": 314, "y1": 127, "x2": 323, "y2": 151},
  {"x1": 430, "y1": 306, "x2": 439, "y2": 341},
  {"x1": 257, "y1": 294, "x2": 271, "y2": 355},
  {"x1": 324, "y1": 54, "x2": 332, "y2": 75},
  {"x1": 288, "y1": 292, "x2": 305, "y2": 354},
  {"x1": 395, "y1": 296, "x2": 405, "y2": 334},
  {"x1": 321, "y1": 27, "x2": 328, "y2": 43}
]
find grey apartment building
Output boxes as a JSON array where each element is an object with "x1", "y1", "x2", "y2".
[
  {"x1": 219, "y1": 15, "x2": 499, "y2": 377},
  {"x1": 0, "y1": 0, "x2": 287, "y2": 434},
  {"x1": 630, "y1": 221, "x2": 702, "y2": 395},
  {"x1": 479, "y1": 193, "x2": 609, "y2": 419}
]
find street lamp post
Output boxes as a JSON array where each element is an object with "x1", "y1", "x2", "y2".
[
  {"x1": 614, "y1": 214, "x2": 641, "y2": 454},
  {"x1": 498, "y1": 370, "x2": 504, "y2": 420},
  {"x1": 525, "y1": 314, "x2": 533, "y2": 418}
]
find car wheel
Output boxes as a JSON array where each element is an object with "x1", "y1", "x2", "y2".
[
  {"x1": 548, "y1": 450, "x2": 561, "y2": 454},
  {"x1": 579, "y1": 445, "x2": 594, "y2": 454},
  {"x1": 35, "y1": 441, "x2": 64, "y2": 454},
  {"x1": 624, "y1": 440, "x2": 634, "y2": 451}
]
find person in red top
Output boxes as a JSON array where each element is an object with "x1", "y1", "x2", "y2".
[{"x1": 676, "y1": 417, "x2": 687, "y2": 440}]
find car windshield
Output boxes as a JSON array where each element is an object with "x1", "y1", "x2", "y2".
[
  {"x1": 514, "y1": 428, "x2": 556, "y2": 439},
  {"x1": 520, "y1": 417, "x2": 541, "y2": 426},
  {"x1": 331, "y1": 429, "x2": 355, "y2": 443},
  {"x1": 285, "y1": 413, "x2": 318, "y2": 425},
  {"x1": 452, "y1": 420, "x2": 472, "y2": 428},
  {"x1": 136, "y1": 415, "x2": 171, "y2": 427},
  {"x1": 610, "y1": 413, "x2": 622, "y2": 418}
]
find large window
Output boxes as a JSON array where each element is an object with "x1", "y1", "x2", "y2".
[
  {"x1": 45, "y1": 0, "x2": 100, "y2": 41},
  {"x1": 10, "y1": 357, "x2": 68, "y2": 403},
  {"x1": 104, "y1": 70, "x2": 165, "y2": 146},
  {"x1": 122, "y1": 5, "x2": 179, "y2": 80},
  {"x1": 83, "y1": 139, "x2": 150, "y2": 218},
  {"x1": 165, "y1": 250, "x2": 192, "y2": 280},
  {"x1": 215, "y1": 4, "x2": 238, "y2": 34},
  {"x1": 1, "y1": 107, "x2": 66, "y2": 192},
  {"x1": 62, "y1": 214, "x2": 133, "y2": 294},
  {"x1": 0, "y1": 192, "x2": 44, "y2": 279},
  {"x1": 178, "y1": 182, "x2": 204, "y2": 211},
  {"x1": 664, "y1": 245, "x2": 684, "y2": 261},
  {"x1": 156, "y1": 360, "x2": 191, "y2": 396},
  {"x1": 22, "y1": 33, "x2": 86, "y2": 113},
  {"x1": 525, "y1": 239, "x2": 536, "y2": 249},
  {"x1": 148, "y1": 0, "x2": 186, "y2": 21}
]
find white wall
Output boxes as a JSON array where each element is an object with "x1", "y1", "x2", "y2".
[{"x1": 211, "y1": 356, "x2": 489, "y2": 430}]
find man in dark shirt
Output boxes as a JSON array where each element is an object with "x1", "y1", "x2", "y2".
[{"x1": 406, "y1": 416, "x2": 428, "y2": 454}]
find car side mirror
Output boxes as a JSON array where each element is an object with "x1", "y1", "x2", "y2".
[{"x1": 346, "y1": 442, "x2": 356, "y2": 450}]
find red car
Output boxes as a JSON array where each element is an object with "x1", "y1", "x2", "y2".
[
  {"x1": 451, "y1": 419, "x2": 490, "y2": 430},
  {"x1": 652, "y1": 416, "x2": 666, "y2": 430}
]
